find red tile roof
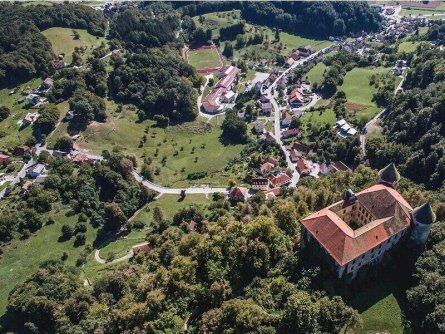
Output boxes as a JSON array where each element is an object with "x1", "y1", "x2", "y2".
[
  {"x1": 301, "y1": 184, "x2": 413, "y2": 265},
  {"x1": 132, "y1": 242, "x2": 150, "y2": 254},
  {"x1": 296, "y1": 158, "x2": 311, "y2": 175},
  {"x1": 260, "y1": 162, "x2": 275, "y2": 173},
  {"x1": 270, "y1": 173, "x2": 291, "y2": 187},
  {"x1": 229, "y1": 187, "x2": 248, "y2": 200},
  {"x1": 283, "y1": 128, "x2": 299, "y2": 138}
]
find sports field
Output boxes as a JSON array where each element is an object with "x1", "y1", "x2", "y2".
[{"x1": 187, "y1": 47, "x2": 222, "y2": 70}]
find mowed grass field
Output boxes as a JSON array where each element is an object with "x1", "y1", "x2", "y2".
[
  {"x1": 398, "y1": 41, "x2": 424, "y2": 53},
  {"x1": 49, "y1": 103, "x2": 245, "y2": 188},
  {"x1": 42, "y1": 27, "x2": 105, "y2": 64},
  {"x1": 306, "y1": 62, "x2": 327, "y2": 85},
  {"x1": 187, "y1": 47, "x2": 222, "y2": 69},
  {"x1": 94, "y1": 194, "x2": 212, "y2": 264},
  {"x1": 340, "y1": 67, "x2": 394, "y2": 123},
  {"x1": 0, "y1": 204, "x2": 98, "y2": 316}
]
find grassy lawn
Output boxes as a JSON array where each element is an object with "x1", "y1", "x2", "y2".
[
  {"x1": 347, "y1": 282, "x2": 405, "y2": 334},
  {"x1": 306, "y1": 62, "x2": 327, "y2": 86},
  {"x1": 0, "y1": 204, "x2": 98, "y2": 317},
  {"x1": 278, "y1": 31, "x2": 333, "y2": 51},
  {"x1": 42, "y1": 27, "x2": 106, "y2": 64},
  {"x1": 398, "y1": 41, "x2": 424, "y2": 53},
  {"x1": 50, "y1": 103, "x2": 245, "y2": 188},
  {"x1": 301, "y1": 108, "x2": 336, "y2": 132},
  {"x1": 193, "y1": 10, "x2": 242, "y2": 38},
  {"x1": 96, "y1": 194, "x2": 211, "y2": 261},
  {"x1": 340, "y1": 67, "x2": 392, "y2": 123},
  {"x1": 187, "y1": 47, "x2": 221, "y2": 69}
]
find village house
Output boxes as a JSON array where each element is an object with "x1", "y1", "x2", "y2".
[
  {"x1": 259, "y1": 95, "x2": 270, "y2": 104},
  {"x1": 270, "y1": 173, "x2": 291, "y2": 188},
  {"x1": 285, "y1": 57, "x2": 295, "y2": 68},
  {"x1": 21, "y1": 180, "x2": 32, "y2": 195},
  {"x1": 293, "y1": 142, "x2": 310, "y2": 155},
  {"x1": 300, "y1": 164, "x2": 435, "y2": 281},
  {"x1": 288, "y1": 87, "x2": 304, "y2": 107},
  {"x1": 277, "y1": 76, "x2": 288, "y2": 90},
  {"x1": 254, "y1": 120, "x2": 265, "y2": 134},
  {"x1": 289, "y1": 53, "x2": 300, "y2": 61},
  {"x1": 72, "y1": 153, "x2": 95, "y2": 165},
  {"x1": 26, "y1": 94, "x2": 40, "y2": 106},
  {"x1": 261, "y1": 102, "x2": 273, "y2": 115},
  {"x1": 267, "y1": 157, "x2": 279, "y2": 165},
  {"x1": 0, "y1": 154, "x2": 10, "y2": 166},
  {"x1": 132, "y1": 242, "x2": 150, "y2": 255},
  {"x1": 202, "y1": 66, "x2": 240, "y2": 113},
  {"x1": 252, "y1": 178, "x2": 269, "y2": 191},
  {"x1": 228, "y1": 186, "x2": 248, "y2": 202},
  {"x1": 28, "y1": 164, "x2": 46, "y2": 179},
  {"x1": 296, "y1": 158, "x2": 311, "y2": 176},
  {"x1": 23, "y1": 112, "x2": 40, "y2": 126},
  {"x1": 298, "y1": 45, "x2": 314, "y2": 57},
  {"x1": 282, "y1": 128, "x2": 299, "y2": 139},
  {"x1": 264, "y1": 187, "x2": 281, "y2": 200},
  {"x1": 259, "y1": 161, "x2": 275, "y2": 175},
  {"x1": 259, "y1": 59, "x2": 268, "y2": 68},
  {"x1": 261, "y1": 132, "x2": 276, "y2": 143},
  {"x1": 40, "y1": 78, "x2": 53, "y2": 91},
  {"x1": 335, "y1": 119, "x2": 357, "y2": 137},
  {"x1": 13, "y1": 145, "x2": 30, "y2": 156},
  {"x1": 281, "y1": 112, "x2": 292, "y2": 127},
  {"x1": 331, "y1": 161, "x2": 352, "y2": 173}
]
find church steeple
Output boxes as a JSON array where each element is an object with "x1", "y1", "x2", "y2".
[{"x1": 378, "y1": 163, "x2": 400, "y2": 188}]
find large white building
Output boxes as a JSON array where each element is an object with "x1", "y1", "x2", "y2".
[{"x1": 300, "y1": 163, "x2": 435, "y2": 280}]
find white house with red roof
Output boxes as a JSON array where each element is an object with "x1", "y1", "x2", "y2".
[{"x1": 300, "y1": 163, "x2": 436, "y2": 281}]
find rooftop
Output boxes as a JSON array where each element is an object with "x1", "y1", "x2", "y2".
[{"x1": 301, "y1": 184, "x2": 413, "y2": 265}]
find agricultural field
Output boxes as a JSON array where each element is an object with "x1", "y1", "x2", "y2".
[
  {"x1": 340, "y1": 67, "x2": 394, "y2": 123},
  {"x1": 306, "y1": 62, "x2": 327, "y2": 86},
  {"x1": 42, "y1": 27, "x2": 106, "y2": 64},
  {"x1": 0, "y1": 204, "x2": 96, "y2": 316},
  {"x1": 187, "y1": 47, "x2": 222, "y2": 69},
  {"x1": 49, "y1": 103, "x2": 245, "y2": 188}
]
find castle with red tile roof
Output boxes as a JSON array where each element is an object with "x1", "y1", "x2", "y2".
[{"x1": 300, "y1": 163, "x2": 436, "y2": 280}]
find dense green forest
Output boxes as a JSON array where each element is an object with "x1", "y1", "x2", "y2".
[
  {"x1": 366, "y1": 47, "x2": 445, "y2": 191},
  {"x1": 240, "y1": 2, "x2": 382, "y2": 37},
  {"x1": 0, "y1": 3, "x2": 107, "y2": 85}
]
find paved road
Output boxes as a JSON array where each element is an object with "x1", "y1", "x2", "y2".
[
  {"x1": 132, "y1": 171, "x2": 228, "y2": 195},
  {"x1": 264, "y1": 46, "x2": 333, "y2": 186},
  {"x1": 94, "y1": 248, "x2": 134, "y2": 264}
]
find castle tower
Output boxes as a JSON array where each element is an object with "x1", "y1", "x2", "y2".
[
  {"x1": 410, "y1": 202, "x2": 436, "y2": 245},
  {"x1": 378, "y1": 163, "x2": 400, "y2": 188}
]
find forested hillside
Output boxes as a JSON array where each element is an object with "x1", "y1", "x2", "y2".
[
  {"x1": 367, "y1": 48, "x2": 445, "y2": 190},
  {"x1": 240, "y1": 2, "x2": 382, "y2": 37},
  {"x1": 0, "y1": 3, "x2": 107, "y2": 85}
]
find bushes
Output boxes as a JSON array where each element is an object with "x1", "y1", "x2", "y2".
[{"x1": 187, "y1": 171, "x2": 208, "y2": 180}]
